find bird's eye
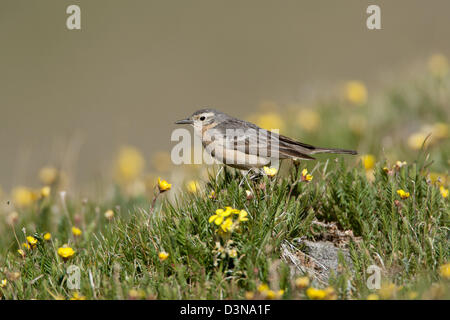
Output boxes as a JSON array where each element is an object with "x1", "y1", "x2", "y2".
[{"x1": 200, "y1": 116, "x2": 206, "y2": 121}]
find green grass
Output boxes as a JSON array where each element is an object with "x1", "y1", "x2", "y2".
[{"x1": 0, "y1": 59, "x2": 449, "y2": 300}]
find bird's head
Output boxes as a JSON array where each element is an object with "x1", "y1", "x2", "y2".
[{"x1": 175, "y1": 108, "x2": 227, "y2": 129}]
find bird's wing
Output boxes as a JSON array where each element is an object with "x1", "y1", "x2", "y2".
[{"x1": 211, "y1": 119, "x2": 315, "y2": 160}]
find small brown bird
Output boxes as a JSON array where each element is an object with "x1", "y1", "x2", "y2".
[{"x1": 176, "y1": 108, "x2": 357, "y2": 170}]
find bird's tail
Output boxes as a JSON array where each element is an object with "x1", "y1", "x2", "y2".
[{"x1": 310, "y1": 147, "x2": 357, "y2": 155}]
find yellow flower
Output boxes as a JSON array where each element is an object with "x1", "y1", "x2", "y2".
[
  {"x1": 439, "y1": 186, "x2": 448, "y2": 198},
  {"x1": 257, "y1": 283, "x2": 269, "y2": 293},
  {"x1": 245, "y1": 291, "x2": 255, "y2": 299},
  {"x1": 220, "y1": 217, "x2": 233, "y2": 233},
  {"x1": 22, "y1": 242, "x2": 31, "y2": 250},
  {"x1": 428, "y1": 53, "x2": 449, "y2": 78},
  {"x1": 432, "y1": 122, "x2": 448, "y2": 139},
  {"x1": 187, "y1": 180, "x2": 199, "y2": 193},
  {"x1": 12, "y1": 187, "x2": 35, "y2": 208},
  {"x1": 361, "y1": 154, "x2": 376, "y2": 170},
  {"x1": 158, "y1": 251, "x2": 169, "y2": 261},
  {"x1": 128, "y1": 289, "x2": 146, "y2": 300},
  {"x1": 26, "y1": 236, "x2": 38, "y2": 249},
  {"x1": 408, "y1": 291, "x2": 418, "y2": 300},
  {"x1": 440, "y1": 262, "x2": 450, "y2": 279},
  {"x1": 228, "y1": 249, "x2": 238, "y2": 258},
  {"x1": 157, "y1": 178, "x2": 172, "y2": 192},
  {"x1": 17, "y1": 249, "x2": 26, "y2": 257},
  {"x1": 324, "y1": 287, "x2": 337, "y2": 300},
  {"x1": 57, "y1": 246, "x2": 75, "y2": 260},
  {"x1": 295, "y1": 276, "x2": 310, "y2": 289},
  {"x1": 39, "y1": 167, "x2": 58, "y2": 185},
  {"x1": 115, "y1": 146, "x2": 145, "y2": 183},
  {"x1": 104, "y1": 209, "x2": 114, "y2": 220},
  {"x1": 395, "y1": 161, "x2": 407, "y2": 169},
  {"x1": 0, "y1": 279, "x2": 7, "y2": 288},
  {"x1": 70, "y1": 292, "x2": 86, "y2": 300},
  {"x1": 43, "y1": 232, "x2": 51, "y2": 241},
  {"x1": 263, "y1": 166, "x2": 278, "y2": 177},
  {"x1": 407, "y1": 132, "x2": 428, "y2": 150},
  {"x1": 428, "y1": 172, "x2": 447, "y2": 186},
  {"x1": 208, "y1": 207, "x2": 236, "y2": 225},
  {"x1": 72, "y1": 226, "x2": 82, "y2": 237},
  {"x1": 255, "y1": 112, "x2": 284, "y2": 132},
  {"x1": 397, "y1": 189, "x2": 410, "y2": 200},
  {"x1": 40, "y1": 186, "x2": 51, "y2": 198},
  {"x1": 297, "y1": 109, "x2": 320, "y2": 132},
  {"x1": 238, "y1": 210, "x2": 249, "y2": 222},
  {"x1": 306, "y1": 287, "x2": 327, "y2": 300},
  {"x1": 379, "y1": 282, "x2": 397, "y2": 299},
  {"x1": 345, "y1": 81, "x2": 368, "y2": 106},
  {"x1": 301, "y1": 168, "x2": 313, "y2": 182},
  {"x1": 367, "y1": 293, "x2": 379, "y2": 300},
  {"x1": 208, "y1": 190, "x2": 216, "y2": 199}
]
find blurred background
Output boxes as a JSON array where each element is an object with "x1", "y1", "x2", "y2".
[{"x1": 0, "y1": 0, "x2": 449, "y2": 195}]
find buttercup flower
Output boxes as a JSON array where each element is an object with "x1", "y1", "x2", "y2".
[
  {"x1": 157, "y1": 178, "x2": 172, "y2": 192},
  {"x1": 228, "y1": 249, "x2": 238, "y2": 258},
  {"x1": 407, "y1": 132, "x2": 428, "y2": 150},
  {"x1": 395, "y1": 161, "x2": 407, "y2": 169},
  {"x1": 39, "y1": 167, "x2": 58, "y2": 185},
  {"x1": 114, "y1": 146, "x2": 145, "y2": 183},
  {"x1": 379, "y1": 282, "x2": 397, "y2": 299},
  {"x1": 428, "y1": 53, "x2": 449, "y2": 78},
  {"x1": 361, "y1": 154, "x2": 376, "y2": 170},
  {"x1": 12, "y1": 187, "x2": 36, "y2": 208},
  {"x1": 70, "y1": 292, "x2": 86, "y2": 300},
  {"x1": 43, "y1": 232, "x2": 51, "y2": 241},
  {"x1": 257, "y1": 284, "x2": 269, "y2": 293},
  {"x1": 295, "y1": 276, "x2": 310, "y2": 289},
  {"x1": 187, "y1": 180, "x2": 199, "y2": 193},
  {"x1": 104, "y1": 209, "x2": 114, "y2": 220},
  {"x1": 440, "y1": 262, "x2": 450, "y2": 279},
  {"x1": 301, "y1": 168, "x2": 313, "y2": 182},
  {"x1": 245, "y1": 291, "x2": 255, "y2": 300},
  {"x1": 255, "y1": 112, "x2": 284, "y2": 132},
  {"x1": 26, "y1": 236, "x2": 38, "y2": 249},
  {"x1": 345, "y1": 81, "x2": 368, "y2": 106},
  {"x1": 40, "y1": 186, "x2": 51, "y2": 198},
  {"x1": 57, "y1": 246, "x2": 75, "y2": 260},
  {"x1": 306, "y1": 287, "x2": 327, "y2": 300},
  {"x1": 158, "y1": 251, "x2": 169, "y2": 261},
  {"x1": 397, "y1": 189, "x2": 410, "y2": 199},
  {"x1": 263, "y1": 166, "x2": 278, "y2": 177},
  {"x1": 220, "y1": 217, "x2": 233, "y2": 233},
  {"x1": 440, "y1": 186, "x2": 448, "y2": 198},
  {"x1": 237, "y1": 210, "x2": 249, "y2": 222},
  {"x1": 72, "y1": 227, "x2": 82, "y2": 237},
  {"x1": 209, "y1": 207, "x2": 236, "y2": 225},
  {"x1": 297, "y1": 109, "x2": 320, "y2": 132}
]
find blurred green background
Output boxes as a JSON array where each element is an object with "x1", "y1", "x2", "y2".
[{"x1": 1, "y1": 0, "x2": 449, "y2": 191}]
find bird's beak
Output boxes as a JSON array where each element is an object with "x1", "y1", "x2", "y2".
[{"x1": 175, "y1": 118, "x2": 193, "y2": 125}]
